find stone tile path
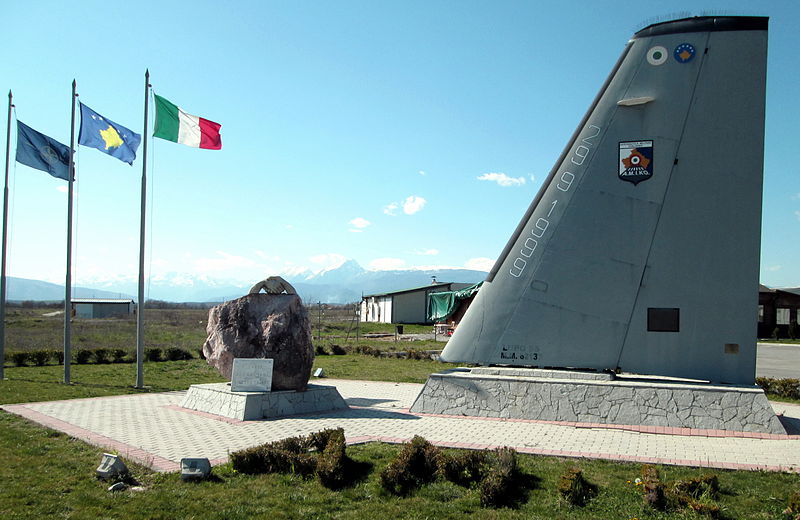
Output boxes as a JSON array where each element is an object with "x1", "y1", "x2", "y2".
[{"x1": 3, "y1": 379, "x2": 799, "y2": 473}]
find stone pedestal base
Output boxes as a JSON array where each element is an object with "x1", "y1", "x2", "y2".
[
  {"x1": 180, "y1": 383, "x2": 348, "y2": 421},
  {"x1": 410, "y1": 367, "x2": 785, "y2": 434}
]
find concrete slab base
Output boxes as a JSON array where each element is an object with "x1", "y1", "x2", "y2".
[
  {"x1": 180, "y1": 383, "x2": 348, "y2": 420},
  {"x1": 410, "y1": 367, "x2": 786, "y2": 434}
]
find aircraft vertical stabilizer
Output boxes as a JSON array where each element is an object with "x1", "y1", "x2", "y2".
[{"x1": 440, "y1": 16, "x2": 768, "y2": 385}]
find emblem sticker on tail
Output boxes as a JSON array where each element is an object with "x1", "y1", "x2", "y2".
[{"x1": 619, "y1": 140, "x2": 653, "y2": 185}]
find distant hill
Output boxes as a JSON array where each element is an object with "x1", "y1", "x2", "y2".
[
  {"x1": 6, "y1": 260, "x2": 489, "y2": 304},
  {"x1": 7, "y1": 277, "x2": 133, "y2": 302}
]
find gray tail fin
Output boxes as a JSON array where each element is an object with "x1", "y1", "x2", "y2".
[{"x1": 440, "y1": 16, "x2": 768, "y2": 385}]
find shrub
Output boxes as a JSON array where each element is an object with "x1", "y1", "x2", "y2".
[
  {"x1": 93, "y1": 348, "x2": 111, "y2": 364},
  {"x1": 407, "y1": 349, "x2": 430, "y2": 360},
  {"x1": 785, "y1": 489, "x2": 800, "y2": 518},
  {"x1": 329, "y1": 344, "x2": 346, "y2": 356},
  {"x1": 438, "y1": 449, "x2": 487, "y2": 487},
  {"x1": 380, "y1": 436, "x2": 442, "y2": 495},
  {"x1": 558, "y1": 467, "x2": 598, "y2": 506},
  {"x1": 479, "y1": 448, "x2": 521, "y2": 507},
  {"x1": 10, "y1": 351, "x2": 29, "y2": 367},
  {"x1": 230, "y1": 445, "x2": 269, "y2": 474},
  {"x1": 641, "y1": 465, "x2": 666, "y2": 510},
  {"x1": 166, "y1": 347, "x2": 192, "y2": 361},
  {"x1": 144, "y1": 348, "x2": 163, "y2": 362},
  {"x1": 354, "y1": 345, "x2": 381, "y2": 357},
  {"x1": 316, "y1": 428, "x2": 349, "y2": 489},
  {"x1": 112, "y1": 349, "x2": 128, "y2": 363},
  {"x1": 773, "y1": 327, "x2": 781, "y2": 340},
  {"x1": 49, "y1": 350, "x2": 64, "y2": 364},
  {"x1": 756, "y1": 377, "x2": 800, "y2": 400},
  {"x1": 673, "y1": 474, "x2": 720, "y2": 501},
  {"x1": 75, "y1": 349, "x2": 93, "y2": 364},
  {"x1": 315, "y1": 344, "x2": 329, "y2": 356},
  {"x1": 30, "y1": 350, "x2": 51, "y2": 366}
]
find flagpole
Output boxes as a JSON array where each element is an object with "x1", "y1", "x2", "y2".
[
  {"x1": 0, "y1": 90, "x2": 13, "y2": 380},
  {"x1": 136, "y1": 70, "x2": 150, "y2": 388},
  {"x1": 64, "y1": 80, "x2": 77, "y2": 384}
]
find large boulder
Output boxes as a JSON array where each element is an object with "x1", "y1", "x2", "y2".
[{"x1": 202, "y1": 293, "x2": 314, "y2": 391}]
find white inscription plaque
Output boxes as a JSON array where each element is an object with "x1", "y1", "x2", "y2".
[{"x1": 231, "y1": 358, "x2": 273, "y2": 392}]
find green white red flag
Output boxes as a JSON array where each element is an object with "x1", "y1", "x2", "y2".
[{"x1": 153, "y1": 94, "x2": 221, "y2": 149}]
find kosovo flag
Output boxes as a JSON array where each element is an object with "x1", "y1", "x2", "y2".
[
  {"x1": 16, "y1": 121, "x2": 72, "y2": 181},
  {"x1": 78, "y1": 103, "x2": 141, "y2": 165}
]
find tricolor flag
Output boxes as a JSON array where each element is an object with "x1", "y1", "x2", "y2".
[{"x1": 153, "y1": 94, "x2": 222, "y2": 150}]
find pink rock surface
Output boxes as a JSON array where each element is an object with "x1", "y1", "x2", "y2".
[{"x1": 202, "y1": 293, "x2": 314, "y2": 391}]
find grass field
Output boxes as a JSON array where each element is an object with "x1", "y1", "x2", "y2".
[{"x1": 1, "y1": 307, "x2": 799, "y2": 518}]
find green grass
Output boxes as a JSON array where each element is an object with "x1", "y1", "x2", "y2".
[
  {"x1": 1, "y1": 309, "x2": 799, "y2": 518},
  {"x1": 0, "y1": 411, "x2": 798, "y2": 519}
]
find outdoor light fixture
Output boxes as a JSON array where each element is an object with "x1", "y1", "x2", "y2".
[
  {"x1": 180, "y1": 457, "x2": 211, "y2": 481},
  {"x1": 96, "y1": 453, "x2": 128, "y2": 480}
]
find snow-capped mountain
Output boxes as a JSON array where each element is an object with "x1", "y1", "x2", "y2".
[{"x1": 12, "y1": 259, "x2": 488, "y2": 303}]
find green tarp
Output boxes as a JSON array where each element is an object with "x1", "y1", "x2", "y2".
[{"x1": 427, "y1": 282, "x2": 483, "y2": 322}]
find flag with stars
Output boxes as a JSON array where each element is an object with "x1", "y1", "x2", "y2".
[{"x1": 78, "y1": 103, "x2": 141, "y2": 165}]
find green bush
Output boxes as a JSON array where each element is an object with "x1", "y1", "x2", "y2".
[
  {"x1": 30, "y1": 350, "x2": 51, "y2": 366},
  {"x1": 558, "y1": 467, "x2": 598, "y2": 507},
  {"x1": 93, "y1": 348, "x2": 111, "y2": 364},
  {"x1": 353, "y1": 345, "x2": 381, "y2": 357},
  {"x1": 145, "y1": 348, "x2": 163, "y2": 362},
  {"x1": 380, "y1": 436, "x2": 442, "y2": 495},
  {"x1": 48, "y1": 350, "x2": 64, "y2": 364},
  {"x1": 112, "y1": 349, "x2": 128, "y2": 363},
  {"x1": 785, "y1": 489, "x2": 800, "y2": 518},
  {"x1": 10, "y1": 351, "x2": 29, "y2": 367},
  {"x1": 166, "y1": 347, "x2": 192, "y2": 361},
  {"x1": 438, "y1": 449, "x2": 487, "y2": 487},
  {"x1": 641, "y1": 464, "x2": 666, "y2": 510},
  {"x1": 329, "y1": 344, "x2": 346, "y2": 355},
  {"x1": 315, "y1": 344, "x2": 329, "y2": 356},
  {"x1": 479, "y1": 447, "x2": 519, "y2": 508},
  {"x1": 407, "y1": 349, "x2": 430, "y2": 360},
  {"x1": 230, "y1": 445, "x2": 270, "y2": 474},
  {"x1": 316, "y1": 428, "x2": 349, "y2": 489},
  {"x1": 757, "y1": 377, "x2": 800, "y2": 400},
  {"x1": 75, "y1": 349, "x2": 93, "y2": 364}
]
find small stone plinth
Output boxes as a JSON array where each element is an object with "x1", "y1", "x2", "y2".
[
  {"x1": 410, "y1": 367, "x2": 786, "y2": 434},
  {"x1": 180, "y1": 383, "x2": 348, "y2": 421}
]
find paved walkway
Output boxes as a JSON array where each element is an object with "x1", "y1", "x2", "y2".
[{"x1": 3, "y1": 379, "x2": 799, "y2": 474}]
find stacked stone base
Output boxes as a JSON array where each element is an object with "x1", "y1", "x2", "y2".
[
  {"x1": 181, "y1": 383, "x2": 348, "y2": 421},
  {"x1": 410, "y1": 368, "x2": 785, "y2": 434}
]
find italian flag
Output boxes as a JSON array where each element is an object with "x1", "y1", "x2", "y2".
[{"x1": 153, "y1": 94, "x2": 222, "y2": 150}]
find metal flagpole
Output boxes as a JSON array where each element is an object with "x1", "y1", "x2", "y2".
[
  {"x1": 0, "y1": 90, "x2": 13, "y2": 380},
  {"x1": 136, "y1": 70, "x2": 150, "y2": 388},
  {"x1": 64, "y1": 80, "x2": 77, "y2": 384}
]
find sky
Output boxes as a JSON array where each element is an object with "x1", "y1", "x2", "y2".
[{"x1": 1, "y1": 0, "x2": 798, "y2": 291}]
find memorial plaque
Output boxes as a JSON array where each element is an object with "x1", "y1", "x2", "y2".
[{"x1": 231, "y1": 358, "x2": 273, "y2": 392}]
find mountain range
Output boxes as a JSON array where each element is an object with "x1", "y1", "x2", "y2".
[{"x1": 6, "y1": 260, "x2": 489, "y2": 304}]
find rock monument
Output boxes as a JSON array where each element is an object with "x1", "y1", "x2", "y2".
[
  {"x1": 202, "y1": 277, "x2": 313, "y2": 391},
  {"x1": 181, "y1": 277, "x2": 348, "y2": 420}
]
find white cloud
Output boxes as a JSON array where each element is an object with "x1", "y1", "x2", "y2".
[
  {"x1": 477, "y1": 172, "x2": 526, "y2": 187},
  {"x1": 465, "y1": 257, "x2": 495, "y2": 272},
  {"x1": 766, "y1": 265, "x2": 783, "y2": 272},
  {"x1": 795, "y1": 210, "x2": 800, "y2": 221},
  {"x1": 402, "y1": 195, "x2": 427, "y2": 215},
  {"x1": 529, "y1": 174, "x2": 536, "y2": 183},
  {"x1": 368, "y1": 257, "x2": 406, "y2": 270},
  {"x1": 418, "y1": 170, "x2": 426, "y2": 176},
  {"x1": 383, "y1": 202, "x2": 399, "y2": 216},
  {"x1": 310, "y1": 253, "x2": 347, "y2": 270},
  {"x1": 349, "y1": 217, "x2": 371, "y2": 229},
  {"x1": 414, "y1": 248, "x2": 439, "y2": 256},
  {"x1": 56, "y1": 185, "x2": 68, "y2": 193}
]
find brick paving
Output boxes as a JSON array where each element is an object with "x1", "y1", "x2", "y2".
[{"x1": 3, "y1": 379, "x2": 799, "y2": 473}]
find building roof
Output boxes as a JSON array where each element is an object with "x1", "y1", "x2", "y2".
[
  {"x1": 362, "y1": 282, "x2": 469, "y2": 299},
  {"x1": 72, "y1": 298, "x2": 134, "y2": 304}
]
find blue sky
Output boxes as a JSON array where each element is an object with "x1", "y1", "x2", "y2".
[{"x1": 2, "y1": 0, "x2": 798, "y2": 290}]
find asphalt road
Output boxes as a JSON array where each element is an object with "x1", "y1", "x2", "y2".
[{"x1": 757, "y1": 342, "x2": 800, "y2": 379}]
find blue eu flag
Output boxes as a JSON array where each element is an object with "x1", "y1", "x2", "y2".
[
  {"x1": 78, "y1": 103, "x2": 141, "y2": 165},
  {"x1": 16, "y1": 121, "x2": 72, "y2": 181}
]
